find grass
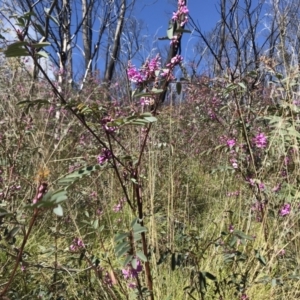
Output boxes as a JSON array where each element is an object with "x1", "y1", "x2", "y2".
[{"x1": 1, "y1": 57, "x2": 300, "y2": 300}]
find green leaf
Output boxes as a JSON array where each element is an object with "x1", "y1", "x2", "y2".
[
  {"x1": 114, "y1": 232, "x2": 129, "y2": 243},
  {"x1": 133, "y1": 233, "x2": 142, "y2": 242},
  {"x1": 50, "y1": 189, "x2": 68, "y2": 203},
  {"x1": 131, "y1": 258, "x2": 137, "y2": 269},
  {"x1": 174, "y1": 29, "x2": 192, "y2": 34},
  {"x1": 4, "y1": 45, "x2": 29, "y2": 57},
  {"x1": 151, "y1": 88, "x2": 164, "y2": 94},
  {"x1": 233, "y1": 230, "x2": 255, "y2": 241},
  {"x1": 53, "y1": 204, "x2": 63, "y2": 216},
  {"x1": 6, "y1": 227, "x2": 20, "y2": 240},
  {"x1": 57, "y1": 165, "x2": 100, "y2": 188},
  {"x1": 136, "y1": 251, "x2": 147, "y2": 262},
  {"x1": 17, "y1": 99, "x2": 49, "y2": 108},
  {"x1": 37, "y1": 51, "x2": 49, "y2": 58},
  {"x1": 255, "y1": 249, "x2": 267, "y2": 266},
  {"x1": 198, "y1": 272, "x2": 207, "y2": 294},
  {"x1": 167, "y1": 20, "x2": 175, "y2": 39},
  {"x1": 238, "y1": 82, "x2": 246, "y2": 89},
  {"x1": 115, "y1": 241, "x2": 130, "y2": 255},
  {"x1": 0, "y1": 208, "x2": 13, "y2": 218},
  {"x1": 143, "y1": 116, "x2": 157, "y2": 122},
  {"x1": 116, "y1": 245, "x2": 131, "y2": 257},
  {"x1": 132, "y1": 223, "x2": 147, "y2": 234},
  {"x1": 31, "y1": 42, "x2": 51, "y2": 48},
  {"x1": 287, "y1": 126, "x2": 300, "y2": 138},
  {"x1": 229, "y1": 235, "x2": 238, "y2": 247},
  {"x1": 130, "y1": 218, "x2": 138, "y2": 228},
  {"x1": 93, "y1": 219, "x2": 99, "y2": 229},
  {"x1": 4, "y1": 41, "x2": 28, "y2": 49},
  {"x1": 204, "y1": 272, "x2": 216, "y2": 281},
  {"x1": 123, "y1": 255, "x2": 133, "y2": 267},
  {"x1": 158, "y1": 36, "x2": 169, "y2": 40}
]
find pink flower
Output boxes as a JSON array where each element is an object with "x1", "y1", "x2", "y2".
[
  {"x1": 70, "y1": 237, "x2": 85, "y2": 251},
  {"x1": 140, "y1": 97, "x2": 151, "y2": 106},
  {"x1": 272, "y1": 184, "x2": 281, "y2": 193},
  {"x1": 104, "y1": 272, "x2": 113, "y2": 287},
  {"x1": 101, "y1": 116, "x2": 116, "y2": 133},
  {"x1": 127, "y1": 62, "x2": 144, "y2": 83},
  {"x1": 122, "y1": 259, "x2": 143, "y2": 280},
  {"x1": 227, "y1": 139, "x2": 236, "y2": 148},
  {"x1": 251, "y1": 201, "x2": 264, "y2": 212},
  {"x1": 113, "y1": 198, "x2": 126, "y2": 212},
  {"x1": 230, "y1": 158, "x2": 238, "y2": 169},
  {"x1": 148, "y1": 54, "x2": 161, "y2": 73},
  {"x1": 90, "y1": 191, "x2": 97, "y2": 197},
  {"x1": 97, "y1": 149, "x2": 112, "y2": 165},
  {"x1": 172, "y1": 1, "x2": 189, "y2": 25},
  {"x1": 278, "y1": 249, "x2": 285, "y2": 256},
  {"x1": 279, "y1": 203, "x2": 291, "y2": 216},
  {"x1": 227, "y1": 191, "x2": 239, "y2": 197},
  {"x1": 253, "y1": 133, "x2": 267, "y2": 148},
  {"x1": 128, "y1": 282, "x2": 137, "y2": 289}
]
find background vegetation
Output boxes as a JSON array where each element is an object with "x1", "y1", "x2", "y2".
[{"x1": 1, "y1": 0, "x2": 300, "y2": 299}]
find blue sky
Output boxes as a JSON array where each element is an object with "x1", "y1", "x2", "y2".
[
  {"x1": 135, "y1": 1, "x2": 220, "y2": 36},
  {"x1": 131, "y1": 0, "x2": 221, "y2": 67}
]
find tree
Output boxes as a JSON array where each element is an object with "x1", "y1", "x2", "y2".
[{"x1": 1, "y1": 0, "x2": 139, "y2": 87}]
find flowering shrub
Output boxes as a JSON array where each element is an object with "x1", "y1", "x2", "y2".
[{"x1": 2, "y1": 0, "x2": 300, "y2": 299}]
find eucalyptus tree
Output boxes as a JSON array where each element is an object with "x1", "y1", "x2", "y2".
[{"x1": 2, "y1": 0, "x2": 138, "y2": 88}]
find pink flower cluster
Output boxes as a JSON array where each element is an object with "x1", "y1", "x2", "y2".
[
  {"x1": 272, "y1": 183, "x2": 281, "y2": 193},
  {"x1": 122, "y1": 259, "x2": 143, "y2": 288},
  {"x1": 113, "y1": 198, "x2": 126, "y2": 212},
  {"x1": 166, "y1": 54, "x2": 183, "y2": 68},
  {"x1": 140, "y1": 96, "x2": 152, "y2": 106},
  {"x1": 127, "y1": 54, "x2": 161, "y2": 85},
  {"x1": 33, "y1": 182, "x2": 48, "y2": 204},
  {"x1": 227, "y1": 191, "x2": 239, "y2": 197},
  {"x1": 230, "y1": 157, "x2": 238, "y2": 169},
  {"x1": 248, "y1": 178, "x2": 265, "y2": 190},
  {"x1": 172, "y1": 0, "x2": 189, "y2": 26},
  {"x1": 251, "y1": 201, "x2": 265, "y2": 222},
  {"x1": 227, "y1": 139, "x2": 236, "y2": 148},
  {"x1": 252, "y1": 132, "x2": 267, "y2": 148},
  {"x1": 104, "y1": 272, "x2": 113, "y2": 287},
  {"x1": 161, "y1": 54, "x2": 184, "y2": 80},
  {"x1": 97, "y1": 148, "x2": 112, "y2": 165},
  {"x1": 279, "y1": 203, "x2": 291, "y2": 216},
  {"x1": 127, "y1": 62, "x2": 145, "y2": 83},
  {"x1": 69, "y1": 237, "x2": 85, "y2": 252},
  {"x1": 101, "y1": 115, "x2": 116, "y2": 133}
]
